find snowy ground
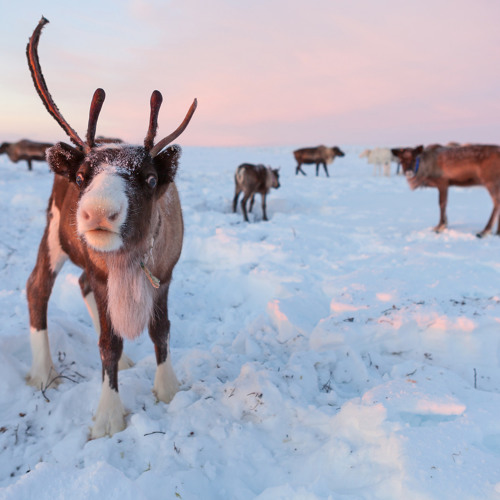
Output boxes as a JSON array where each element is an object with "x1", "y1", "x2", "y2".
[{"x1": 1, "y1": 145, "x2": 500, "y2": 499}]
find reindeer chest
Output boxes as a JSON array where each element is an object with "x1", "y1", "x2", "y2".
[{"x1": 106, "y1": 261, "x2": 156, "y2": 340}]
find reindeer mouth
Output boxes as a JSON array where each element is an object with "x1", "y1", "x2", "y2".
[{"x1": 84, "y1": 228, "x2": 123, "y2": 252}]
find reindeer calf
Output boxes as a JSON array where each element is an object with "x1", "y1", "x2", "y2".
[{"x1": 232, "y1": 163, "x2": 280, "y2": 222}]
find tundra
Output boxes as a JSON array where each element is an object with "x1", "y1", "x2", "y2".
[
  {"x1": 391, "y1": 144, "x2": 500, "y2": 237},
  {"x1": 293, "y1": 145, "x2": 345, "y2": 177},
  {"x1": 232, "y1": 163, "x2": 280, "y2": 221},
  {"x1": 0, "y1": 139, "x2": 53, "y2": 170},
  {"x1": 25, "y1": 17, "x2": 196, "y2": 437}
]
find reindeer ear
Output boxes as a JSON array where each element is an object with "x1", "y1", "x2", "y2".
[
  {"x1": 391, "y1": 148, "x2": 401, "y2": 157},
  {"x1": 153, "y1": 144, "x2": 181, "y2": 191},
  {"x1": 46, "y1": 142, "x2": 84, "y2": 179}
]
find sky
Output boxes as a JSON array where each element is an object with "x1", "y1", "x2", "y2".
[{"x1": 2, "y1": 0, "x2": 500, "y2": 147}]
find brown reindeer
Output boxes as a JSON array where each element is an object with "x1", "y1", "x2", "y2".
[
  {"x1": 25, "y1": 17, "x2": 196, "y2": 438},
  {"x1": 391, "y1": 144, "x2": 500, "y2": 237},
  {"x1": 0, "y1": 139, "x2": 53, "y2": 170},
  {"x1": 233, "y1": 163, "x2": 280, "y2": 222},
  {"x1": 293, "y1": 145, "x2": 345, "y2": 177}
]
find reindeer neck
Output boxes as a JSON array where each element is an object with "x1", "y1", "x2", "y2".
[{"x1": 140, "y1": 209, "x2": 162, "y2": 288}]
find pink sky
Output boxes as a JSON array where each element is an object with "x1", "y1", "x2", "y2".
[{"x1": 2, "y1": 1, "x2": 500, "y2": 147}]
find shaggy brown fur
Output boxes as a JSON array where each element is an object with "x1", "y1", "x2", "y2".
[
  {"x1": 0, "y1": 139, "x2": 53, "y2": 170},
  {"x1": 293, "y1": 145, "x2": 345, "y2": 177},
  {"x1": 233, "y1": 163, "x2": 280, "y2": 222},
  {"x1": 25, "y1": 16, "x2": 196, "y2": 438},
  {"x1": 392, "y1": 144, "x2": 500, "y2": 236}
]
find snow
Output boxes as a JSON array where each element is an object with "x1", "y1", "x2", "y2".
[{"x1": 1, "y1": 146, "x2": 500, "y2": 499}]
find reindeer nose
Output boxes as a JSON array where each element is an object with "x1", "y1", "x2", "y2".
[{"x1": 80, "y1": 205, "x2": 122, "y2": 228}]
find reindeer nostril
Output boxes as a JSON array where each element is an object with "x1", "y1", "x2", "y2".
[{"x1": 82, "y1": 210, "x2": 90, "y2": 221}]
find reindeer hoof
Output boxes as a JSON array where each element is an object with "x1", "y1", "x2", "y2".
[
  {"x1": 153, "y1": 359, "x2": 179, "y2": 404},
  {"x1": 26, "y1": 365, "x2": 61, "y2": 390},
  {"x1": 91, "y1": 399, "x2": 126, "y2": 439},
  {"x1": 91, "y1": 411, "x2": 126, "y2": 439}
]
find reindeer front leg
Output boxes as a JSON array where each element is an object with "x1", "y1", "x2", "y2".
[
  {"x1": 78, "y1": 272, "x2": 134, "y2": 370},
  {"x1": 261, "y1": 193, "x2": 269, "y2": 221},
  {"x1": 26, "y1": 210, "x2": 67, "y2": 389},
  {"x1": 90, "y1": 283, "x2": 126, "y2": 439},
  {"x1": 322, "y1": 162, "x2": 330, "y2": 177},
  {"x1": 149, "y1": 285, "x2": 179, "y2": 404},
  {"x1": 434, "y1": 183, "x2": 448, "y2": 233}
]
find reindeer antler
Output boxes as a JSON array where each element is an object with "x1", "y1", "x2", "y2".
[
  {"x1": 144, "y1": 90, "x2": 163, "y2": 151},
  {"x1": 86, "y1": 88, "x2": 106, "y2": 149},
  {"x1": 149, "y1": 98, "x2": 197, "y2": 157},
  {"x1": 26, "y1": 17, "x2": 86, "y2": 150}
]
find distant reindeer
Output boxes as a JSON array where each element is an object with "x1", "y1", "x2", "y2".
[
  {"x1": 233, "y1": 163, "x2": 280, "y2": 222},
  {"x1": 293, "y1": 145, "x2": 345, "y2": 177},
  {"x1": 359, "y1": 148, "x2": 396, "y2": 176},
  {"x1": 0, "y1": 139, "x2": 53, "y2": 170},
  {"x1": 25, "y1": 17, "x2": 196, "y2": 438},
  {"x1": 391, "y1": 144, "x2": 500, "y2": 237}
]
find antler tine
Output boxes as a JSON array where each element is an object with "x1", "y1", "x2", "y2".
[
  {"x1": 150, "y1": 98, "x2": 198, "y2": 157},
  {"x1": 26, "y1": 17, "x2": 86, "y2": 150},
  {"x1": 144, "y1": 90, "x2": 163, "y2": 151},
  {"x1": 86, "y1": 88, "x2": 106, "y2": 150}
]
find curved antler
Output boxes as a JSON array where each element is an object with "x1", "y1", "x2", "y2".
[
  {"x1": 144, "y1": 90, "x2": 163, "y2": 151},
  {"x1": 150, "y1": 98, "x2": 197, "y2": 157},
  {"x1": 86, "y1": 88, "x2": 106, "y2": 149},
  {"x1": 26, "y1": 17, "x2": 86, "y2": 150}
]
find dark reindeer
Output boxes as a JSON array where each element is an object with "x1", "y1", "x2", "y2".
[
  {"x1": 232, "y1": 163, "x2": 280, "y2": 222},
  {"x1": 391, "y1": 144, "x2": 500, "y2": 237},
  {"x1": 25, "y1": 17, "x2": 196, "y2": 438},
  {"x1": 293, "y1": 145, "x2": 345, "y2": 177},
  {"x1": 0, "y1": 139, "x2": 53, "y2": 170}
]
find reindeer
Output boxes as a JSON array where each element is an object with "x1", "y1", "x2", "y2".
[
  {"x1": 391, "y1": 144, "x2": 500, "y2": 237},
  {"x1": 293, "y1": 145, "x2": 345, "y2": 177},
  {"x1": 0, "y1": 139, "x2": 53, "y2": 170},
  {"x1": 232, "y1": 163, "x2": 280, "y2": 222},
  {"x1": 359, "y1": 148, "x2": 396, "y2": 176},
  {"x1": 25, "y1": 17, "x2": 197, "y2": 438}
]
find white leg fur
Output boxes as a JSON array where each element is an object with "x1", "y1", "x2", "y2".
[
  {"x1": 91, "y1": 373, "x2": 126, "y2": 439},
  {"x1": 47, "y1": 201, "x2": 68, "y2": 274},
  {"x1": 27, "y1": 328, "x2": 59, "y2": 389},
  {"x1": 83, "y1": 292, "x2": 134, "y2": 370},
  {"x1": 153, "y1": 354, "x2": 179, "y2": 403}
]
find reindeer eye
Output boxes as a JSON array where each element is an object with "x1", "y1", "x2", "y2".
[
  {"x1": 146, "y1": 175, "x2": 157, "y2": 189},
  {"x1": 75, "y1": 173, "x2": 85, "y2": 188}
]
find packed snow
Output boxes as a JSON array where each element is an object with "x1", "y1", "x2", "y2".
[{"x1": 1, "y1": 146, "x2": 500, "y2": 499}]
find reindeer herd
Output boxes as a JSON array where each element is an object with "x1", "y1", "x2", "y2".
[{"x1": 4, "y1": 18, "x2": 500, "y2": 439}]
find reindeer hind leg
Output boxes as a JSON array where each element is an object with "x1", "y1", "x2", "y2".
[{"x1": 476, "y1": 186, "x2": 500, "y2": 238}]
